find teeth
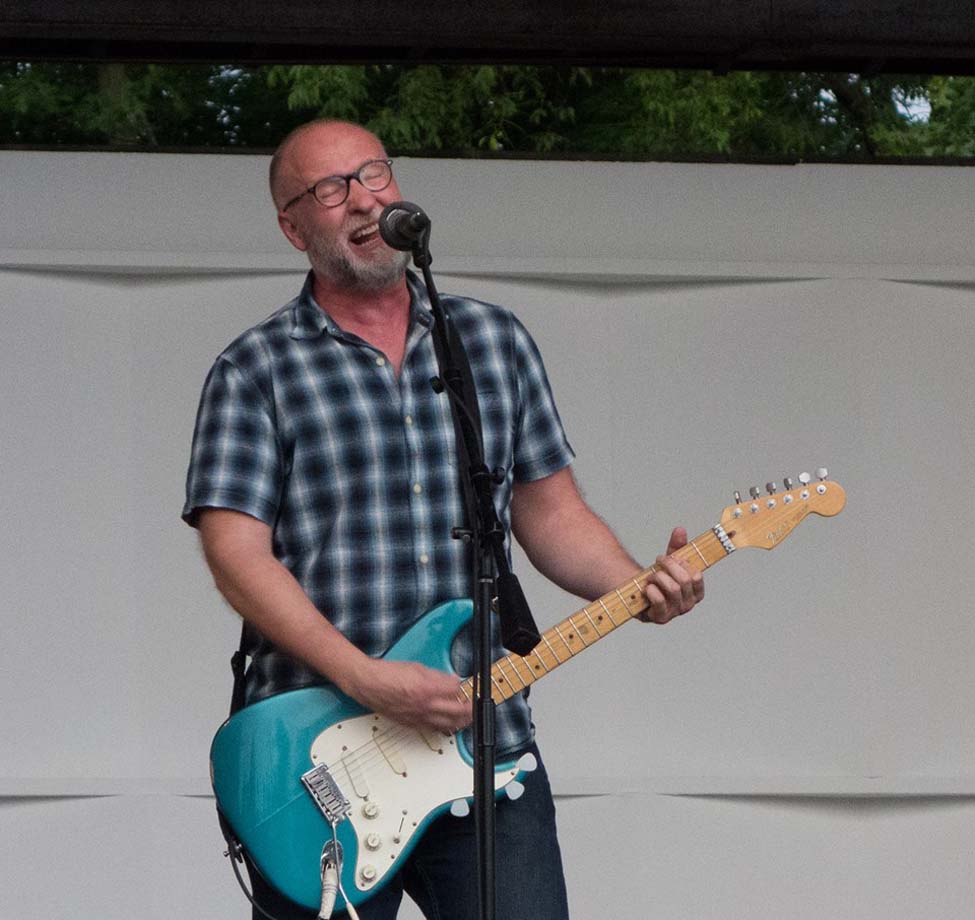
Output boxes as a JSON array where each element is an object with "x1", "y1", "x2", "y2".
[{"x1": 351, "y1": 223, "x2": 378, "y2": 242}]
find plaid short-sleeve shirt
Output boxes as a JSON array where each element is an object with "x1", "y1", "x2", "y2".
[{"x1": 183, "y1": 272, "x2": 574, "y2": 755}]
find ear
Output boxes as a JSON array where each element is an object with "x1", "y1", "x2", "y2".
[{"x1": 277, "y1": 210, "x2": 309, "y2": 252}]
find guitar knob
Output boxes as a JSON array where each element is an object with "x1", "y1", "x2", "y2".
[
  {"x1": 798, "y1": 472, "x2": 811, "y2": 486},
  {"x1": 362, "y1": 801, "x2": 380, "y2": 819},
  {"x1": 766, "y1": 482, "x2": 777, "y2": 495},
  {"x1": 749, "y1": 486, "x2": 761, "y2": 500},
  {"x1": 816, "y1": 467, "x2": 829, "y2": 481},
  {"x1": 783, "y1": 477, "x2": 794, "y2": 491},
  {"x1": 360, "y1": 864, "x2": 378, "y2": 884},
  {"x1": 365, "y1": 833, "x2": 382, "y2": 851}
]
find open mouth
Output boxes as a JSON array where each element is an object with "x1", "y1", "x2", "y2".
[{"x1": 349, "y1": 223, "x2": 380, "y2": 246}]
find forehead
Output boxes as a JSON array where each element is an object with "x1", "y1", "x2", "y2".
[{"x1": 284, "y1": 124, "x2": 387, "y2": 184}]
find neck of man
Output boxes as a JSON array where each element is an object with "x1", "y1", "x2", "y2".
[{"x1": 312, "y1": 269, "x2": 413, "y2": 371}]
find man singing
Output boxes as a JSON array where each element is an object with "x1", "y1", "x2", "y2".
[{"x1": 183, "y1": 119, "x2": 704, "y2": 919}]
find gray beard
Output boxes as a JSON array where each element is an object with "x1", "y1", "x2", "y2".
[{"x1": 306, "y1": 232, "x2": 411, "y2": 291}]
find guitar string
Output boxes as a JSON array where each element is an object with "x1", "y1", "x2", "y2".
[
  {"x1": 318, "y1": 579, "x2": 660, "y2": 780},
  {"x1": 319, "y1": 598, "x2": 637, "y2": 785},
  {"x1": 315, "y1": 535, "x2": 724, "y2": 788}
]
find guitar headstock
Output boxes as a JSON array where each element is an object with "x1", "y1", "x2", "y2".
[{"x1": 719, "y1": 470, "x2": 846, "y2": 550}]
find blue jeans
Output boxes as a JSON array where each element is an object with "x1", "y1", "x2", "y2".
[{"x1": 247, "y1": 742, "x2": 569, "y2": 920}]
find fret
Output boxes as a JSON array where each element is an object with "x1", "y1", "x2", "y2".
[
  {"x1": 581, "y1": 606, "x2": 603, "y2": 637},
  {"x1": 567, "y1": 614, "x2": 594, "y2": 646},
  {"x1": 688, "y1": 538, "x2": 708, "y2": 567},
  {"x1": 526, "y1": 649, "x2": 550, "y2": 677},
  {"x1": 505, "y1": 657, "x2": 532, "y2": 688},
  {"x1": 540, "y1": 633, "x2": 563, "y2": 663},
  {"x1": 496, "y1": 657, "x2": 527, "y2": 691},
  {"x1": 614, "y1": 587, "x2": 639, "y2": 617},
  {"x1": 597, "y1": 598, "x2": 622, "y2": 627},
  {"x1": 553, "y1": 624, "x2": 575, "y2": 654},
  {"x1": 629, "y1": 578, "x2": 650, "y2": 616},
  {"x1": 493, "y1": 664, "x2": 519, "y2": 696}
]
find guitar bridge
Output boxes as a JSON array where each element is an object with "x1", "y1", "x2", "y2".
[{"x1": 301, "y1": 764, "x2": 351, "y2": 824}]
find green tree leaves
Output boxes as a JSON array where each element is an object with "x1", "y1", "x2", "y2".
[{"x1": 1, "y1": 62, "x2": 972, "y2": 159}]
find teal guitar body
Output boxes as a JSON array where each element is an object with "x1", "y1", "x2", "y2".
[{"x1": 210, "y1": 599, "x2": 529, "y2": 913}]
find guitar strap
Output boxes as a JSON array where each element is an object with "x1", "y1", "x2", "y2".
[{"x1": 431, "y1": 299, "x2": 485, "y2": 537}]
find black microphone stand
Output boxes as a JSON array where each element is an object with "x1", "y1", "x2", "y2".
[{"x1": 404, "y1": 217, "x2": 541, "y2": 920}]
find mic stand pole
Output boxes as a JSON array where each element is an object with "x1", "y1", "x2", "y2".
[{"x1": 408, "y1": 226, "x2": 539, "y2": 920}]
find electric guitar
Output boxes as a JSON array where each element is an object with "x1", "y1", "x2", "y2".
[{"x1": 211, "y1": 472, "x2": 846, "y2": 913}]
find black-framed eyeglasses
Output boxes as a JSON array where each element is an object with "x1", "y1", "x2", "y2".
[{"x1": 281, "y1": 158, "x2": 394, "y2": 211}]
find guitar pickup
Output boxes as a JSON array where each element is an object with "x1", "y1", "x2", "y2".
[{"x1": 301, "y1": 764, "x2": 351, "y2": 824}]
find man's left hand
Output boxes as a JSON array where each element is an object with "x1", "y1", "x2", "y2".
[{"x1": 639, "y1": 527, "x2": 705, "y2": 624}]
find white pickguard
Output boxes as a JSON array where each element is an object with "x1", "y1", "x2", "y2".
[{"x1": 308, "y1": 713, "x2": 519, "y2": 892}]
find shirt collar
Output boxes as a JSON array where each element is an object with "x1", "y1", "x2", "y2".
[{"x1": 288, "y1": 269, "x2": 434, "y2": 341}]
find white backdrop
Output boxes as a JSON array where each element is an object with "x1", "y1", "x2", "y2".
[{"x1": 2, "y1": 150, "x2": 974, "y2": 918}]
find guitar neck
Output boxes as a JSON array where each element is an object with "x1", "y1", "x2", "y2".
[{"x1": 459, "y1": 526, "x2": 731, "y2": 706}]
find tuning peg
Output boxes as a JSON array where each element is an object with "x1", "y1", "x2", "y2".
[
  {"x1": 816, "y1": 467, "x2": 829, "y2": 481},
  {"x1": 766, "y1": 482, "x2": 777, "y2": 495},
  {"x1": 798, "y1": 472, "x2": 811, "y2": 486},
  {"x1": 734, "y1": 490, "x2": 742, "y2": 504},
  {"x1": 749, "y1": 486, "x2": 761, "y2": 500},
  {"x1": 783, "y1": 477, "x2": 794, "y2": 491}
]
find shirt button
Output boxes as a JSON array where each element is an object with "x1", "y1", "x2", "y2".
[
  {"x1": 413, "y1": 483, "x2": 423, "y2": 494},
  {"x1": 419, "y1": 553, "x2": 430, "y2": 565},
  {"x1": 404, "y1": 415, "x2": 414, "y2": 426},
  {"x1": 376, "y1": 356, "x2": 386, "y2": 367}
]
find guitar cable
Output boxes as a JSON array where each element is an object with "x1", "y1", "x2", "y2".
[
  {"x1": 222, "y1": 820, "x2": 356, "y2": 920},
  {"x1": 321, "y1": 821, "x2": 361, "y2": 920},
  {"x1": 223, "y1": 836, "x2": 289, "y2": 920}
]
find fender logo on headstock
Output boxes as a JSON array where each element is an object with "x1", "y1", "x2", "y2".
[{"x1": 766, "y1": 504, "x2": 810, "y2": 545}]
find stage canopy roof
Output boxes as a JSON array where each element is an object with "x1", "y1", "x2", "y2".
[{"x1": 3, "y1": 1, "x2": 975, "y2": 74}]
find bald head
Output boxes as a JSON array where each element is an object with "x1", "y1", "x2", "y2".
[{"x1": 269, "y1": 120, "x2": 388, "y2": 212}]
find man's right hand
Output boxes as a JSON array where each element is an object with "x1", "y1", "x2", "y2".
[{"x1": 346, "y1": 657, "x2": 473, "y2": 735}]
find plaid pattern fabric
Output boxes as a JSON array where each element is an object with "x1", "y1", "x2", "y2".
[{"x1": 183, "y1": 271, "x2": 574, "y2": 755}]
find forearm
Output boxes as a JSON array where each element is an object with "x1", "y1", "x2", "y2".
[
  {"x1": 511, "y1": 469, "x2": 643, "y2": 601},
  {"x1": 522, "y1": 504, "x2": 642, "y2": 600},
  {"x1": 512, "y1": 468, "x2": 705, "y2": 625},
  {"x1": 197, "y1": 508, "x2": 471, "y2": 732}
]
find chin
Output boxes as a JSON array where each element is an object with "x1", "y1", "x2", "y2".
[{"x1": 311, "y1": 253, "x2": 408, "y2": 291}]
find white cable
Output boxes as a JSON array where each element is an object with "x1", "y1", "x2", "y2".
[
  {"x1": 318, "y1": 860, "x2": 338, "y2": 920},
  {"x1": 319, "y1": 821, "x2": 361, "y2": 920}
]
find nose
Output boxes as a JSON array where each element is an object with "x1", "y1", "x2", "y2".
[{"x1": 345, "y1": 176, "x2": 380, "y2": 212}]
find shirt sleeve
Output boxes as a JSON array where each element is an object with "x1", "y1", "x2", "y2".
[
  {"x1": 182, "y1": 356, "x2": 283, "y2": 528},
  {"x1": 510, "y1": 315, "x2": 575, "y2": 483}
]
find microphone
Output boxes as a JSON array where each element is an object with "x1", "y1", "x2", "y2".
[{"x1": 379, "y1": 201, "x2": 430, "y2": 251}]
